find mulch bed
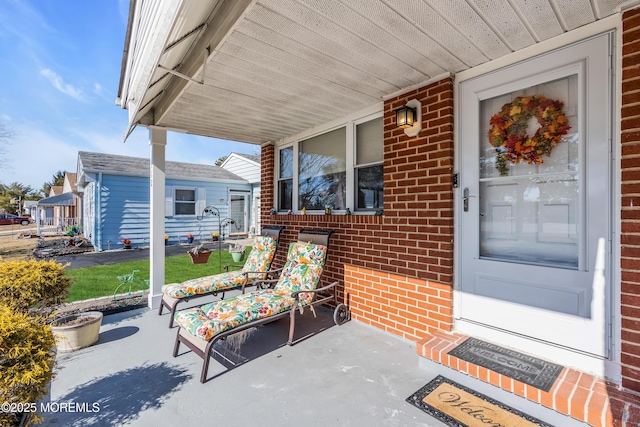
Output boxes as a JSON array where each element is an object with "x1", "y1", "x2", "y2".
[{"x1": 32, "y1": 237, "x2": 95, "y2": 259}]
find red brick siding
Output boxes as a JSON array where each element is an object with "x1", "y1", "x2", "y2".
[
  {"x1": 622, "y1": 9, "x2": 640, "y2": 394},
  {"x1": 260, "y1": 144, "x2": 275, "y2": 221},
  {"x1": 261, "y1": 77, "x2": 455, "y2": 341}
]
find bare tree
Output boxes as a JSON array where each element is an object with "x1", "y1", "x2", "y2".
[{"x1": 0, "y1": 119, "x2": 14, "y2": 170}]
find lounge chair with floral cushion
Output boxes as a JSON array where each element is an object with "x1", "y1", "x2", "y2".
[
  {"x1": 172, "y1": 229, "x2": 348, "y2": 383},
  {"x1": 159, "y1": 225, "x2": 283, "y2": 327}
]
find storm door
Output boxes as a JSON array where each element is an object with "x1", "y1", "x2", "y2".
[
  {"x1": 229, "y1": 191, "x2": 249, "y2": 236},
  {"x1": 458, "y1": 34, "x2": 612, "y2": 357}
]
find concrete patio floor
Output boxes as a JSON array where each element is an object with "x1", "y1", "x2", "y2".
[{"x1": 41, "y1": 299, "x2": 448, "y2": 426}]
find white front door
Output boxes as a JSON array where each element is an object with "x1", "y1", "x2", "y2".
[{"x1": 457, "y1": 34, "x2": 612, "y2": 358}]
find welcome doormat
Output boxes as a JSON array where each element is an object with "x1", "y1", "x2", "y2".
[
  {"x1": 406, "y1": 375, "x2": 554, "y2": 427},
  {"x1": 448, "y1": 338, "x2": 563, "y2": 392}
]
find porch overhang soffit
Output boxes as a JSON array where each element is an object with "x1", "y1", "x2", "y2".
[{"x1": 117, "y1": 0, "x2": 630, "y2": 146}]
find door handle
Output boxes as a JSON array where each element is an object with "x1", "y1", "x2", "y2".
[{"x1": 463, "y1": 188, "x2": 475, "y2": 212}]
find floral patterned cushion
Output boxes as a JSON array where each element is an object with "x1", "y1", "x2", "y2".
[
  {"x1": 163, "y1": 235, "x2": 277, "y2": 300},
  {"x1": 174, "y1": 291, "x2": 294, "y2": 341},
  {"x1": 284, "y1": 242, "x2": 327, "y2": 267},
  {"x1": 273, "y1": 263, "x2": 323, "y2": 305},
  {"x1": 174, "y1": 264, "x2": 324, "y2": 341},
  {"x1": 241, "y1": 235, "x2": 277, "y2": 274},
  {"x1": 162, "y1": 271, "x2": 247, "y2": 299}
]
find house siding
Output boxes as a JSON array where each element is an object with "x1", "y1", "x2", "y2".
[
  {"x1": 222, "y1": 155, "x2": 260, "y2": 183},
  {"x1": 263, "y1": 47, "x2": 640, "y2": 400},
  {"x1": 92, "y1": 174, "x2": 251, "y2": 250},
  {"x1": 261, "y1": 77, "x2": 455, "y2": 342},
  {"x1": 621, "y1": 8, "x2": 640, "y2": 394}
]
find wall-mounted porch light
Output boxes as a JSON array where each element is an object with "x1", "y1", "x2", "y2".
[{"x1": 394, "y1": 99, "x2": 422, "y2": 137}]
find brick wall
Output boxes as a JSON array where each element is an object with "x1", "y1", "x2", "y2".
[
  {"x1": 621, "y1": 9, "x2": 640, "y2": 394},
  {"x1": 261, "y1": 77, "x2": 455, "y2": 342}
]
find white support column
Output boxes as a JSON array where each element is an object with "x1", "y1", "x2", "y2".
[
  {"x1": 148, "y1": 127, "x2": 167, "y2": 309},
  {"x1": 36, "y1": 207, "x2": 41, "y2": 235}
]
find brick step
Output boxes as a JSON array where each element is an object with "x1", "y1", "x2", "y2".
[{"x1": 416, "y1": 330, "x2": 640, "y2": 427}]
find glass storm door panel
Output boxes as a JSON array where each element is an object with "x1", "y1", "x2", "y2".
[
  {"x1": 229, "y1": 192, "x2": 249, "y2": 234},
  {"x1": 458, "y1": 34, "x2": 611, "y2": 357}
]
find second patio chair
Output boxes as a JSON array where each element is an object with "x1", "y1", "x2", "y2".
[
  {"x1": 159, "y1": 225, "x2": 283, "y2": 327},
  {"x1": 172, "y1": 229, "x2": 348, "y2": 383}
]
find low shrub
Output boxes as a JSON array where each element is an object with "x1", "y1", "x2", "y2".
[
  {"x1": 0, "y1": 260, "x2": 73, "y2": 426},
  {"x1": 0, "y1": 260, "x2": 72, "y2": 314},
  {"x1": 0, "y1": 304, "x2": 55, "y2": 426}
]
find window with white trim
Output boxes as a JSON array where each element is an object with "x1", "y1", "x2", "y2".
[
  {"x1": 278, "y1": 147, "x2": 293, "y2": 211},
  {"x1": 175, "y1": 188, "x2": 196, "y2": 215},
  {"x1": 299, "y1": 127, "x2": 346, "y2": 210},
  {"x1": 165, "y1": 187, "x2": 206, "y2": 216},
  {"x1": 276, "y1": 114, "x2": 383, "y2": 213},
  {"x1": 355, "y1": 117, "x2": 384, "y2": 210}
]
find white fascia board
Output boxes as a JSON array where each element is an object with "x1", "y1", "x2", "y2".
[
  {"x1": 122, "y1": 0, "x2": 182, "y2": 132},
  {"x1": 167, "y1": 177, "x2": 249, "y2": 185},
  {"x1": 82, "y1": 169, "x2": 248, "y2": 185}
]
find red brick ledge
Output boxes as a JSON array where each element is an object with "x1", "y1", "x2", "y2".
[{"x1": 417, "y1": 330, "x2": 640, "y2": 427}]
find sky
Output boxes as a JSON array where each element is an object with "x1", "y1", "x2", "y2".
[{"x1": 0, "y1": 0, "x2": 257, "y2": 192}]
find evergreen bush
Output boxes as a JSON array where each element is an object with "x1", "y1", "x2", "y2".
[
  {"x1": 0, "y1": 260, "x2": 72, "y2": 314},
  {"x1": 0, "y1": 260, "x2": 73, "y2": 425},
  {"x1": 0, "y1": 305, "x2": 55, "y2": 425}
]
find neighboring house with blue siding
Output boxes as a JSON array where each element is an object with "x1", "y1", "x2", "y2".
[
  {"x1": 76, "y1": 151, "x2": 251, "y2": 251},
  {"x1": 219, "y1": 152, "x2": 261, "y2": 236}
]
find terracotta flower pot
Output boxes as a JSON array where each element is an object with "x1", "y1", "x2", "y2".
[
  {"x1": 51, "y1": 311, "x2": 103, "y2": 353},
  {"x1": 188, "y1": 250, "x2": 211, "y2": 264}
]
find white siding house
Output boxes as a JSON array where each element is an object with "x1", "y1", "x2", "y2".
[{"x1": 220, "y1": 152, "x2": 260, "y2": 235}]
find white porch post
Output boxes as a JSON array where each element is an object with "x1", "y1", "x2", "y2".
[{"x1": 148, "y1": 127, "x2": 166, "y2": 309}]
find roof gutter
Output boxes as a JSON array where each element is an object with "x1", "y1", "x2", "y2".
[
  {"x1": 118, "y1": 0, "x2": 184, "y2": 141},
  {"x1": 116, "y1": 0, "x2": 136, "y2": 108}
]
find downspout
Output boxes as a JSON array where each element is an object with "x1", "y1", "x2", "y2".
[{"x1": 96, "y1": 173, "x2": 102, "y2": 251}]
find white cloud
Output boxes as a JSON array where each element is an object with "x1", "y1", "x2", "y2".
[
  {"x1": 40, "y1": 68, "x2": 85, "y2": 101},
  {"x1": 93, "y1": 82, "x2": 115, "y2": 104}
]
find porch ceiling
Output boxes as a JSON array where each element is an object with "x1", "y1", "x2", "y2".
[{"x1": 119, "y1": 0, "x2": 626, "y2": 145}]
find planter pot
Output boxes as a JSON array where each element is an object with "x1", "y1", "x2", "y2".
[
  {"x1": 230, "y1": 251, "x2": 243, "y2": 262},
  {"x1": 51, "y1": 311, "x2": 103, "y2": 353},
  {"x1": 187, "y1": 237, "x2": 194, "y2": 244},
  {"x1": 165, "y1": 239, "x2": 169, "y2": 246},
  {"x1": 188, "y1": 250, "x2": 211, "y2": 264},
  {"x1": 123, "y1": 244, "x2": 132, "y2": 249}
]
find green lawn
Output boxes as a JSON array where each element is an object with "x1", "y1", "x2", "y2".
[{"x1": 65, "y1": 249, "x2": 245, "y2": 302}]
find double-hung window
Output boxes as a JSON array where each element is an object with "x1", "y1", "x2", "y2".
[
  {"x1": 174, "y1": 188, "x2": 196, "y2": 215},
  {"x1": 355, "y1": 117, "x2": 384, "y2": 210},
  {"x1": 166, "y1": 187, "x2": 206, "y2": 217},
  {"x1": 276, "y1": 114, "x2": 383, "y2": 213},
  {"x1": 299, "y1": 127, "x2": 347, "y2": 210},
  {"x1": 278, "y1": 147, "x2": 293, "y2": 211}
]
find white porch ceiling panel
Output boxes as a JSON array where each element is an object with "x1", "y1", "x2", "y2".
[{"x1": 121, "y1": 0, "x2": 627, "y2": 145}]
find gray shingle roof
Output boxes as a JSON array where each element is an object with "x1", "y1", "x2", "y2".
[{"x1": 78, "y1": 151, "x2": 245, "y2": 182}]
